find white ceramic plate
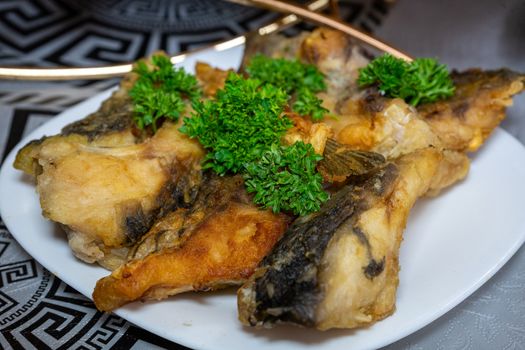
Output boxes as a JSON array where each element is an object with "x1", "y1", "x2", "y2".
[{"x1": 1, "y1": 45, "x2": 525, "y2": 350}]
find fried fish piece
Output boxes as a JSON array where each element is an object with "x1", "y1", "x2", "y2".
[
  {"x1": 242, "y1": 28, "x2": 524, "y2": 158},
  {"x1": 297, "y1": 29, "x2": 492, "y2": 158},
  {"x1": 328, "y1": 96, "x2": 441, "y2": 159},
  {"x1": 236, "y1": 28, "x2": 524, "y2": 330},
  {"x1": 93, "y1": 174, "x2": 289, "y2": 312},
  {"x1": 195, "y1": 62, "x2": 231, "y2": 97},
  {"x1": 238, "y1": 148, "x2": 447, "y2": 329},
  {"x1": 14, "y1": 79, "x2": 139, "y2": 177},
  {"x1": 242, "y1": 27, "x2": 371, "y2": 115},
  {"x1": 419, "y1": 69, "x2": 525, "y2": 152},
  {"x1": 34, "y1": 122, "x2": 203, "y2": 269},
  {"x1": 13, "y1": 54, "x2": 208, "y2": 269},
  {"x1": 241, "y1": 29, "x2": 441, "y2": 160}
]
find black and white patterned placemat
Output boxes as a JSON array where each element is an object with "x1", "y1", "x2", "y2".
[{"x1": 0, "y1": 1, "x2": 393, "y2": 349}]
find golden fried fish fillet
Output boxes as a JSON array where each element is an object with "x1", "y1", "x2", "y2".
[
  {"x1": 14, "y1": 26, "x2": 522, "y2": 328},
  {"x1": 93, "y1": 175, "x2": 289, "y2": 312},
  {"x1": 419, "y1": 69, "x2": 525, "y2": 152},
  {"x1": 244, "y1": 27, "x2": 524, "y2": 159},
  {"x1": 34, "y1": 122, "x2": 203, "y2": 269},
  {"x1": 13, "y1": 54, "x2": 205, "y2": 269},
  {"x1": 238, "y1": 148, "x2": 446, "y2": 329},
  {"x1": 14, "y1": 78, "x2": 138, "y2": 177},
  {"x1": 236, "y1": 28, "x2": 524, "y2": 330}
]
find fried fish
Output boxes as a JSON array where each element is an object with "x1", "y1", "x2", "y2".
[
  {"x1": 32, "y1": 122, "x2": 202, "y2": 269},
  {"x1": 93, "y1": 174, "x2": 289, "y2": 311},
  {"x1": 13, "y1": 56, "x2": 204, "y2": 269},
  {"x1": 13, "y1": 26, "x2": 524, "y2": 330},
  {"x1": 236, "y1": 28, "x2": 524, "y2": 329},
  {"x1": 92, "y1": 29, "x2": 522, "y2": 319},
  {"x1": 238, "y1": 148, "x2": 443, "y2": 329}
]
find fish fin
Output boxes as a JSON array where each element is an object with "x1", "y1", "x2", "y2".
[{"x1": 318, "y1": 138, "x2": 385, "y2": 182}]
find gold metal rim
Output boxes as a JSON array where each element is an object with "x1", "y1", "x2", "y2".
[{"x1": 0, "y1": 0, "x2": 411, "y2": 80}]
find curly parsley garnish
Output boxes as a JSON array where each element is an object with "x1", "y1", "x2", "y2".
[
  {"x1": 181, "y1": 72, "x2": 329, "y2": 216},
  {"x1": 358, "y1": 54, "x2": 455, "y2": 106},
  {"x1": 180, "y1": 73, "x2": 292, "y2": 175},
  {"x1": 130, "y1": 54, "x2": 200, "y2": 132},
  {"x1": 246, "y1": 54, "x2": 329, "y2": 121},
  {"x1": 244, "y1": 142, "x2": 328, "y2": 216}
]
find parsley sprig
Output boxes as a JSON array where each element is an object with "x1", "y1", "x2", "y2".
[
  {"x1": 180, "y1": 73, "x2": 292, "y2": 175},
  {"x1": 130, "y1": 55, "x2": 200, "y2": 132},
  {"x1": 180, "y1": 72, "x2": 329, "y2": 216},
  {"x1": 358, "y1": 54, "x2": 455, "y2": 106},
  {"x1": 246, "y1": 54, "x2": 329, "y2": 121},
  {"x1": 244, "y1": 142, "x2": 328, "y2": 216}
]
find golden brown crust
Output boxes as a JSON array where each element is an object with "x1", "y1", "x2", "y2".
[
  {"x1": 419, "y1": 69, "x2": 525, "y2": 152},
  {"x1": 316, "y1": 148, "x2": 443, "y2": 329},
  {"x1": 14, "y1": 28, "x2": 525, "y2": 326},
  {"x1": 236, "y1": 28, "x2": 524, "y2": 330},
  {"x1": 195, "y1": 62, "x2": 231, "y2": 97},
  {"x1": 25, "y1": 122, "x2": 203, "y2": 266},
  {"x1": 93, "y1": 203, "x2": 288, "y2": 312}
]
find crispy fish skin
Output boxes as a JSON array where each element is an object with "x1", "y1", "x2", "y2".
[
  {"x1": 34, "y1": 122, "x2": 203, "y2": 269},
  {"x1": 14, "y1": 65, "x2": 143, "y2": 176},
  {"x1": 238, "y1": 148, "x2": 444, "y2": 329},
  {"x1": 315, "y1": 149, "x2": 443, "y2": 329},
  {"x1": 243, "y1": 28, "x2": 524, "y2": 160},
  {"x1": 13, "y1": 53, "x2": 208, "y2": 269},
  {"x1": 237, "y1": 29, "x2": 525, "y2": 330},
  {"x1": 93, "y1": 175, "x2": 289, "y2": 312},
  {"x1": 419, "y1": 69, "x2": 525, "y2": 152},
  {"x1": 127, "y1": 173, "x2": 252, "y2": 261},
  {"x1": 195, "y1": 62, "x2": 231, "y2": 97}
]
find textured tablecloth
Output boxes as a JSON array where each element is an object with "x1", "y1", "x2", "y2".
[
  {"x1": 0, "y1": 1, "x2": 524, "y2": 349},
  {"x1": 381, "y1": 1, "x2": 525, "y2": 348}
]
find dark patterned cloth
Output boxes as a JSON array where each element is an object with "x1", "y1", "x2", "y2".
[
  {"x1": 0, "y1": 219, "x2": 181, "y2": 350},
  {"x1": 0, "y1": 0, "x2": 387, "y2": 68},
  {"x1": 0, "y1": 1, "x2": 393, "y2": 349}
]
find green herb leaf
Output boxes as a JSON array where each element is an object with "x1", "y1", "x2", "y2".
[
  {"x1": 181, "y1": 68, "x2": 330, "y2": 216},
  {"x1": 293, "y1": 88, "x2": 329, "y2": 121},
  {"x1": 180, "y1": 73, "x2": 292, "y2": 175},
  {"x1": 358, "y1": 54, "x2": 455, "y2": 106},
  {"x1": 246, "y1": 54, "x2": 328, "y2": 120},
  {"x1": 243, "y1": 141, "x2": 329, "y2": 216},
  {"x1": 130, "y1": 54, "x2": 200, "y2": 132},
  {"x1": 401, "y1": 58, "x2": 456, "y2": 105}
]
